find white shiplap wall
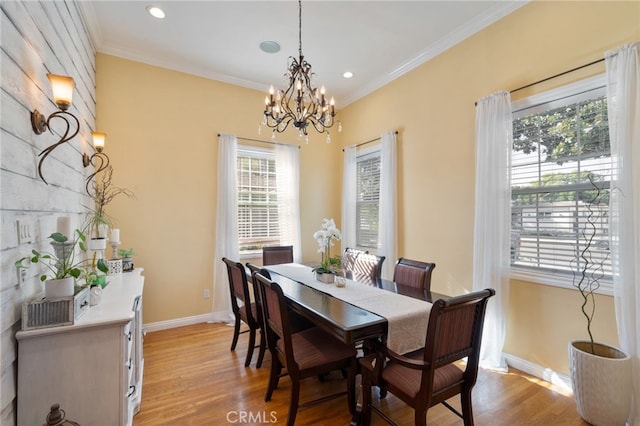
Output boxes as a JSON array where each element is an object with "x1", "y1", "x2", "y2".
[{"x1": 0, "y1": 1, "x2": 95, "y2": 424}]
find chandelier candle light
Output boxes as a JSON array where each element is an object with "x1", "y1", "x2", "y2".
[{"x1": 261, "y1": 0, "x2": 340, "y2": 143}]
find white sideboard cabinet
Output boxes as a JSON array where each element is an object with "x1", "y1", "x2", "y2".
[{"x1": 17, "y1": 269, "x2": 145, "y2": 426}]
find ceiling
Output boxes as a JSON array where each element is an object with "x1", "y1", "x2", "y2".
[{"x1": 79, "y1": 1, "x2": 526, "y2": 107}]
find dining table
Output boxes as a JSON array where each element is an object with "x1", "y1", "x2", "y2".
[
  {"x1": 263, "y1": 262, "x2": 444, "y2": 357},
  {"x1": 260, "y1": 262, "x2": 449, "y2": 425}
]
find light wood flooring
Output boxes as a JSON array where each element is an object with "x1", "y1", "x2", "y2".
[{"x1": 133, "y1": 322, "x2": 588, "y2": 425}]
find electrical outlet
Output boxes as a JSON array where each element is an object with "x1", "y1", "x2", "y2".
[
  {"x1": 203, "y1": 288, "x2": 210, "y2": 299},
  {"x1": 18, "y1": 267, "x2": 27, "y2": 285},
  {"x1": 16, "y1": 218, "x2": 33, "y2": 244}
]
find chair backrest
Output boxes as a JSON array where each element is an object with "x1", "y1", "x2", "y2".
[
  {"x1": 352, "y1": 252, "x2": 385, "y2": 285},
  {"x1": 252, "y1": 272, "x2": 296, "y2": 368},
  {"x1": 246, "y1": 262, "x2": 271, "y2": 306},
  {"x1": 246, "y1": 263, "x2": 271, "y2": 330},
  {"x1": 342, "y1": 247, "x2": 367, "y2": 275},
  {"x1": 222, "y1": 257, "x2": 256, "y2": 324},
  {"x1": 421, "y1": 289, "x2": 495, "y2": 390},
  {"x1": 393, "y1": 258, "x2": 436, "y2": 291},
  {"x1": 262, "y1": 245, "x2": 294, "y2": 266}
]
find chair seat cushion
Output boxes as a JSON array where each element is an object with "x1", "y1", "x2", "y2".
[
  {"x1": 277, "y1": 327, "x2": 356, "y2": 371},
  {"x1": 238, "y1": 302, "x2": 258, "y2": 326},
  {"x1": 359, "y1": 351, "x2": 464, "y2": 400}
]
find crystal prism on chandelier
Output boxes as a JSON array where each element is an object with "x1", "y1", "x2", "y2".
[{"x1": 260, "y1": 0, "x2": 341, "y2": 143}]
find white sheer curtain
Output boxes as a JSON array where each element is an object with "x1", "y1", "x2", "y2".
[
  {"x1": 378, "y1": 131, "x2": 398, "y2": 280},
  {"x1": 341, "y1": 146, "x2": 357, "y2": 250},
  {"x1": 606, "y1": 41, "x2": 640, "y2": 426},
  {"x1": 473, "y1": 91, "x2": 512, "y2": 371},
  {"x1": 211, "y1": 133, "x2": 239, "y2": 322},
  {"x1": 275, "y1": 143, "x2": 302, "y2": 262}
]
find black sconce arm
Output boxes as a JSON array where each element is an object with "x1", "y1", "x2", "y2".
[{"x1": 34, "y1": 110, "x2": 80, "y2": 185}]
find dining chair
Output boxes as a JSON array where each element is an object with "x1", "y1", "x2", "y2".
[
  {"x1": 351, "y1": 252, "x2": 385, "y2": 285},
  {"x1": 359, "y1": 288, "x2": 496, "y2": 426},
  {"x1": 342, "y1": 247, "x2": 367, "y2": 276},
  {"x1": 222, "y1": 257, "x2": 266, "y2": 368},
  {"x1": 262, "y1": 245, "x2": 294, "y2": 266},
  {"x1": 393, "y1": 257, "x2": 436, "y2": 291},
  {"x1": 252, "y1": 271, "x2": 358, "y2": 426}
]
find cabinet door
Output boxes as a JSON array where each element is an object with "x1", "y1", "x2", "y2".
[{"x1": 18, "y1": 326, "x2": 126, "y2": 426}]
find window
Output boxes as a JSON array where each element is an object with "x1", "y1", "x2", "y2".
[
  {"x1": 237, "y1": 147, "x2": 280, "y2": 253},
  {"x1": 356, "y1": 149, "x2": 381, "y2": 248},
  {"x1": 510, "y1": 76, "x2": 612, "y2": 292}
]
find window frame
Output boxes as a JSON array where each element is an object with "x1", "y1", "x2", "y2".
[{"x1": 509, "y1": 74, "x2": 613, "y2": 296}]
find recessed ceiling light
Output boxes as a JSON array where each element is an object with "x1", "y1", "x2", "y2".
[
  {"x1": 260, "y1": 41, "x2": 281, "y2": 54},
  {"x1": 343, "y1": 71, "x2": 354, "y2": 79},
  {"x1": 147, "y1": 6, "x2": 165, "y2": 19}
]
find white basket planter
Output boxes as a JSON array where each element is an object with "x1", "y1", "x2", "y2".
[{"x1": 569, "y1": 340, "x2": 632, "y2": 426}]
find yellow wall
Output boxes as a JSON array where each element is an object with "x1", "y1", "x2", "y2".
[
  {"x1": 96, "y1": 56, "x2": 342, "y2": 323},
  {"x1": 339, "y1": 0, "x2": 637, "y2": 374},
  {"x1": 97, "y1": 0, "x2": 639, "y2": 375}
]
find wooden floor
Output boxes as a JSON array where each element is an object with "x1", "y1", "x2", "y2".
[{"x1": 133, "y1": 322, "x2": 588, "y2": 425}]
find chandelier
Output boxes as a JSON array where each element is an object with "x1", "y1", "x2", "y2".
[{"x1": 261, "y1": 0, "x2": 340, "y2": 143}]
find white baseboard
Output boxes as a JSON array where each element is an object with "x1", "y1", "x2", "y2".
[
  {"x1": 143, "y1": 310, "x2": 235, "y2": 333},
  {"x1": 504, "y1": 352, "x2": 573, "y2": 393}
]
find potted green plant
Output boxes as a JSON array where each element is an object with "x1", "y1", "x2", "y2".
[
  {"x1": 311, "y1": 218, "x2": 342, "y2": 283},
  {"x1": 568, "y1": 174, "x2": 632, "y2": 425},
  {"x1": 15, "y1": 230, "x2": 108, "y2": 298},
  {"x1": 117, "y1": 247, "x2": 136, "y2": 272}
]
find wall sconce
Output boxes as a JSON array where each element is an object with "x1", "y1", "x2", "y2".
[
  {"x1": 83, "y1": 131, "x2": 110, "y2": 195},
  {"x1": 31, "y1": 73, "x2": 79, "y2": 184}
]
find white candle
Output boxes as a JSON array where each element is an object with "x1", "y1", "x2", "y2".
[
  {"x1": 56, "y1": 217, "x2": 71, "y2": 239},
  {"x1": 110, "y1": 228, "x2": 120, "y2": 243}
]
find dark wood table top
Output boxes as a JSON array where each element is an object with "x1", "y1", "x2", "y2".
[
  {"x1": 267, "y1": 273, "x2": 388, "y2": 344},
  {"x1": 264, "y1": 265, "x2": 449, "y2": 345}
]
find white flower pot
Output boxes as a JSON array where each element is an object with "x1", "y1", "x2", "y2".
[
  {"x1": 107, "y1": 259, "x2": 122, "y2": 275},
  {"x1": 45, "y1": 277, "x2": 74, "y2": 298},
  {"x1": 569, "y1": 340, "x2": 632, "y2": 426},
  {"x1": 89, "y1": 238, "x2": 107, "y2": 250}
]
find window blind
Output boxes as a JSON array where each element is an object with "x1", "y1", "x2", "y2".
[
  {"x1": 356, "y1": 151, "x2": 381, "y2": 248},
  {"x1": 237, "y1": 148, "x2": 280, "y2": 251},
  {"x1": 511, "y1": 84, "x2": 612, "y2": 283}
]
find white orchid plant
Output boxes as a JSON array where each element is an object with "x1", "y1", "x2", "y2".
[{"x1": 312, "y1": 218, "x2": 342, "y2": 274}]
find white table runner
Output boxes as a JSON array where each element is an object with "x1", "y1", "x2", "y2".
[{"x1": 266, "y1": 263, "x2": 431, "y2": 354}]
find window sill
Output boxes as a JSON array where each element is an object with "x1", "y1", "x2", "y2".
[{"x1": 509, "y1": 268, "x2": 613, "y2": 296}]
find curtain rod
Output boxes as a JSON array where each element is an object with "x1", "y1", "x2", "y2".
[
  {"x1": 510, "y1": 57, "x2": 605, "y2": 94},
  {"x1": 342, "y1": 130, "x2": 398, "y2": 152},
  {"x1": 474, "y1": 57, "x2": 605, "y2": 105},
  {"x1": 217, "y1": 134, "x2": 300, "y2": 149}
]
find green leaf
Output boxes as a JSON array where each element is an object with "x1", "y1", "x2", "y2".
[
  {"x1": 69, "y1": 268, "x2": 82, "y2": 279},
  {"x1": 50, "y1": 232, "x2": 68, "y2": 243},
  {"x1": 40, "y1": 275, "x2": 47, "y2": 282},
  {"x1": 96, "y1": 259, "x2": 109, "y2": 273}
]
